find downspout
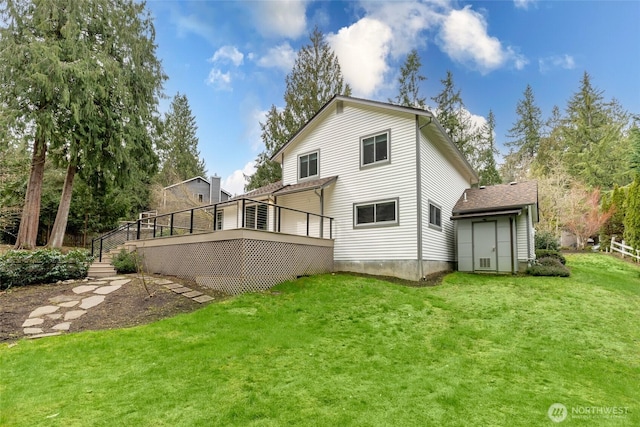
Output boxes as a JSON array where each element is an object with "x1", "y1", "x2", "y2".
[
  {"x1": 416, "y1": 116, "x2": 433, "y2": 280},
  {"x1": 510, "y1": 216, "x2": 516, "y2": 274},
  {"x1": 526, "y1": 206, "x2": 532, "y2": 265}
]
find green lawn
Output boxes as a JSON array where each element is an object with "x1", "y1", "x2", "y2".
[{"x1": 1, "y1": 253, "x2": 639, "y2": 426}]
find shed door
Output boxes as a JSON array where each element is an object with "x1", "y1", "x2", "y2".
[{"x1": 473, "y1": 221, "x2": 497, "y2": 271}]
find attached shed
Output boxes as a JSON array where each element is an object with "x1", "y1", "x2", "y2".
[{"x1": 451, "y1": 181, "x2": 538, "y2": 273}]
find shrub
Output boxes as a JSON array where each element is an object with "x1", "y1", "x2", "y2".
[
  {"x1": 535, "y1": 230, "x2": 559, "y2": 251},
  {"x1": 0, "y1": 248, "x2": 94, "y2": 289},
  {"x1": 111, "y1": 249, "x2": 139, "y2": 274},
  {"x1": 526, "y1": 257, "x2": 570, "y2": 277},
  {"x1": 535, "y1": 249, "x2": 566, "y2": 265}
]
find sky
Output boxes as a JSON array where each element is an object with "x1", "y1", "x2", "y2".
[{"x1": 146, "y1": 0, "x2": 640, "y2": 195}]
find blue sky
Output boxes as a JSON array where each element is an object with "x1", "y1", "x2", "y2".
[{"x1": 146, "y1": 0, "x2": 640, "y2": 195}]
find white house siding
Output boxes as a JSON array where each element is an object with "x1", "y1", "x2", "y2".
[
  {"x1": 516, "y1": 210, "x2": 530, "y2": 262},
  {"x1": 280, "y1": 103, "x2": 418, "y2": 261},
  {"x1": 456, "y1": 221, "x2": 473, "y2": 271},
  {"x1": 420, "y1": 132, "x2": 470, "y2": 262},
  {"x1": 276, "y1": 192, "x2": 322, "y2": 238}
]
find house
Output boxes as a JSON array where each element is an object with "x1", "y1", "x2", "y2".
[
  {"x1": 163, "y1": 175, "x2": 231, "y2": 208},
  {"x1": 451, "y1": 181, "x2": 538, "y2": 273},
  {"x1": 227, "y1": 95, "x2": 479, "y2": 281}
]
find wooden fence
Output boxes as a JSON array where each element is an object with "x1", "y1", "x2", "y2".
[{"x1": 610, "y1": 237, "x2": 640, "y2": 262}]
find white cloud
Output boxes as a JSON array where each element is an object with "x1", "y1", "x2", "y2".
[
  {"x1": 245, "y1": 108, "x2": 269, "y2": 152},
  {"x1": 514, "y1": 0, "x2": 537, "y2": 10},
  {"x1": 257, "y1": 42, "x2": 296, "y2": 72},
  {"x1": 210, "y1": 45, "x2": 244, "y2": 66},
  {"x1": 222, "y1": 161, "x2": 256, "y2": 196},
  {"x1": 327, "y1": 17, "x2": 393, "y2": 97},
  {"x1": 438, "y1": 6, "x2": 527, "y2": 74},
  {"x1": 206, "y1": 69, "x2": 232, "y2": 90},
  {"x1": 252, "y1": 0, "x2": 308, "y2": 39},
  {"x1": 173, "y1": 13, "x2": 217, "y2": 45},
  {"x1": 538, "y1": 54, "x2": 576, "y2": 73}
]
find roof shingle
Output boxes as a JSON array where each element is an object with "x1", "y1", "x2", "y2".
[{"x1": 452, "y1": 181, "x2": 538, "y2": 214}]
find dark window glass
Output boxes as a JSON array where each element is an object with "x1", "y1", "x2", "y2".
[
  {"x1": 376, "y1": 201, "x2": 396, "y2": 222},
  {"x1": 375, "y1": 134, "x2": 387, "y2": 161},
  {"x1": 362, "y1": 137, "x2": 375, "y2": 165},
  {"x1": 299, "y1": 152, "x2": 318, "y2": 179},
  {"x1": 308, "y1": 152, "x2": 318, "y2": 177},
  {"x1": 356, "y1": 205, "x2": 375, "y2": 224},
  {"x1": 429, "y1": 204, "x2": 441, "y2": 227}
]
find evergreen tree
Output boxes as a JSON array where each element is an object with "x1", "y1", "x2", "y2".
[
  {"x1": 506, "y1": 84, "x2": 542, "y2": 166},
  {"x1": 629, "y1": 121, "x2": 640, "y2": 173},
  {"x1": 562, "y1": 72, "x2": 630, "y2": 189},
  {"x1": 247, "y1": 28, "x2": 351, "y2": 190},
  {"x1": 390, "y1": 49, "x2": 426, "y2": 109},
  {"x1": 534, "y1": 105, "x2": 565, "y2": 177},
  {"x1": 0, "y1": 0, "x2": 165, "y2": 248},
  {"x1": 431, "y1": 70, "x2": 480, "y2": 167},
  {"x1": 623, "y1": 174, "x2": 640, "y2": 249},
  {"x1": 477, "y1": 110, "x2": 502, "y2": 185},
  {"x1": 600, "y1": 185, "x2": 627, "y2": 250},
  {"x1": 158, "y1": 93, "x2": 206, "y2": 187}
]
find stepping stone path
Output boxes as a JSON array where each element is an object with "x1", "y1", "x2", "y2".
[{"x1": 22, "y1": 276, "x2": 217, "y2": 339}]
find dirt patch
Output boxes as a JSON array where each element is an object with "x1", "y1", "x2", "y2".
[
  {"x1": 335, "y1": 270, "x2": 448, "y2": 287},
  {"x1": 0, "y1": 274, "x2": 228, "y2": 343}
]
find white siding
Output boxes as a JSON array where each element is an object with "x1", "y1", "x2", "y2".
[
  {"x1": 420, "y1": 132, "x2": 470, "y2": 262},
  {"x1": 516, "y1": 210, "x2": 531, "y2": 261},
  {"x1": 277, "y1": 193, "x2": 322, "y2": 238},
  {"x1": 280, "y1": 103, "x2": 418, "y2": 261}
]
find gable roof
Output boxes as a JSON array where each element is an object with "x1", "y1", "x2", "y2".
[
  {"x1": 452, "y1": 181, "x2": 538, "y2": 215},
  {"x1": 163, "y1": 176, "x2": 209, "y2": 190},
  {"x1": 270, "y1": 95, "x2": 478, "y2": 184}
]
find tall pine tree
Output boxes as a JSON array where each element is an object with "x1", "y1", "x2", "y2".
[
  {"x1": 431, "y1": 70, "x2": 480, "y2": 168},
  {"x1": 506, "y1": 84, "x2": 542, "y2": 164},
  {"x1": 0, "y1": 0, "x2": 165, "y2": 248},
  {"x1": 477, "y1": 110, "x2": 502, "y2": 185},
  {"x1": 158, "y1": 93, "x2": 206, "y2": 187},
  {"x1": 389, "y1": 49, "x2": 426, "y2": 109},
  {"x1": 246, "y1": 28, "x2": 351, "y2": 190}
]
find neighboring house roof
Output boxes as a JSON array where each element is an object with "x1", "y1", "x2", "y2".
[
  {"x1": 163, "y1": 176, "x2": 232, "y2": 198},
  {"x1": 239, "y1": 176, "x2": 339, "y2": 200},
  {"x1": 270, "y1": 95, "x2": 478, "y2": 184},
  {"x1": 452, "y1": 181, "x2": 538, "y2": 215},
  {"x1": 163, "y1": 176, "x2": 209, "y2": 190}
]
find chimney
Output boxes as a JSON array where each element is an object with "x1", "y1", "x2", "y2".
[{"x1": 210, "y1": 174, "x2": 221, "y2": 204}]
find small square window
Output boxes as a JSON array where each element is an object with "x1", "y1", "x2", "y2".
[
  {"x1": 361, "y1": 131, "x2": 389, "y2": 167},
  {"x1": 299, "y1": 151, "x2": 319, "y2": 180},
  {"x1": 354, "y1": 199, "x2": 398, "y2": 228},
  {"x1": 429, "y1": 202, "x2": 442, "y2": 229}
]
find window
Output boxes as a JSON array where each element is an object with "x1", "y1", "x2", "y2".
[
  {"x1": 361, "y1": 131, "x2": 389, "y2": 167},
  {"x1": 215, "y1": 211, "x2": 223, "y2": 230},
  {"x1": 197, "y1": 193, "x2": 204, "y2": 203},
  {"x1": 429, "y1": 201, "x2": 442, "y2": 230},
  {"x1": 354, "y1": 199, "x2": 398, "y2": 227},
  {"x1": 245, "y1": 204, "x2": 268, "y2": 230},
  {"x1": 298, "y1": 151, "x2": 318, "y2": 180}
]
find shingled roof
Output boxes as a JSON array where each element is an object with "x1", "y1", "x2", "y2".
[
  {"x1": 452, "y1": 181, "x2": 538, "y2": 215},
  {"x1": 237, "y1": 176, "x2": 339, "y2": 200}
]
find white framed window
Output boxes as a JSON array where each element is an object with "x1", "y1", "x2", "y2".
[
  {"x1": 361, "y1": 130, "x2": 390, "y2": 167},
  {"x1": 354, "y1": 198, "x2": 398, "y2": 228},
  {"x1": 429, "y1": 201, "x2": 442, "y2": 230},
  {"x1": 298, "y1": 151, "x2": 319, "y2": 180},
  {"x1": 245, "y1": 204, "x2": 268, "y2": 230},
  {"x1": 215, "y1": 211, "x2": 223, "y2": 230}
]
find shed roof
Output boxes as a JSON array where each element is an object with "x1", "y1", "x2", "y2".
[{"x1": 452, "y1": 181, "x2": 538, "y2": 215}]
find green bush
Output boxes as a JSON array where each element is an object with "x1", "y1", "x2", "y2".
[
  {"x1": 526, "y1": 257, "x2": 570, "y2": 277},
  {"x1": 111, "y1": 249, "x2": 139, "y2": 274},
  {"x1": 535, "y1": 249, "x2": 566, "y2": 265},
  {"x1": 535, "y1": 230, "x2": 559, "y2": 251},
  {"x1": 0, "y1": 248, "x2": 94, "y2": 289}
]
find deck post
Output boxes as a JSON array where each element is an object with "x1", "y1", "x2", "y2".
[
  {"x1": 153, "y1": 218, "x2": 157, "y2": 238},
  {"x1": 190, "y1": 209, "x2": 194, "y2": 234},
  {"x1": 306, "y1": 213, "x2": 310, "y2": 236},
  {"x1": 136, "y1": 220, "x2": 141, "y2": 240},
  {"x1": 170, "y1": 213, "x2": 174, "y2": 236},
  {"x1": 99, "y1": 237, "x2": 103, "y2": 262},
  {"x1": 242, "y1": 199, "x2": 246, "y2": 228},
  {"x1": 213, "y1": 205, "x2": 218, "y2": 231}
]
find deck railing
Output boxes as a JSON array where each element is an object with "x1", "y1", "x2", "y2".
[{"x1": 91, "y1": 198, "x2": 333, "y2": 262}]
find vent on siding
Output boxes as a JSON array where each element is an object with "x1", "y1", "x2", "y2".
[
  {"x1": 336, "y1": 100, "x2": 344, "y2": 114},
  {"x1": 479, "y1": 258, "x2": 491, "y2": 268}
]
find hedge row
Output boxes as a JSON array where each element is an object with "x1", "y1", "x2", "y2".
[{"x1": 0, "y1": 249, "x2": 94, "y2": 290}]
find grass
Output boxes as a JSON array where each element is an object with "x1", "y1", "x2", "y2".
[{"x1": 1, "y1": 253, "x2": 639, "y2": 426}]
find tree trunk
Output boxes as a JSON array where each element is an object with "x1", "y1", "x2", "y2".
[
  {"x1": 48, "y1": 162, "x2": 78, "y2": 248},
  {"x1": 14, "y1": 136, "x2": 47, "y2": 249}
]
